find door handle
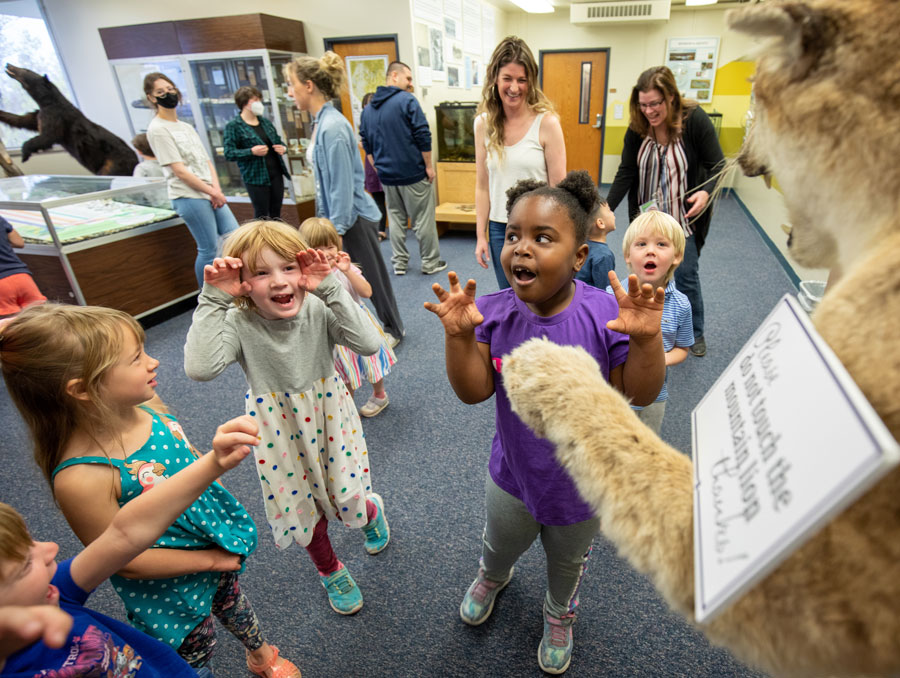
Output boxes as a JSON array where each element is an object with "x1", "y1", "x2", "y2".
[{"x1": 592, "y1": 113, "x2": 603, "y2": 129}]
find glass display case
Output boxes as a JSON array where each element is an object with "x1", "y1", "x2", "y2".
[
  {"x1": 435, "y1": 102, "x2": 478, "y2": 163},
  {"x1": 2, "y1": 175, "x2": 199, "y2": 317},
  {"x1": 109, "y1": 49, "x2": 316, "y2": 213}
]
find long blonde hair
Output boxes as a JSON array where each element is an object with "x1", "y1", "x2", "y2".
[
  {"x1": 0, "y1": 304, "x2": 145, "y2": 484},
  {"x1": 299, "y1": 217, "x2": 341, "y2": 250},
  {"x1": 282, "y1": 51, "x2": 346, "y2": 100},
  {"x1": 222, "y1": 220, "x2": 309, "y2": 311},
  {"x1": 478, "y1": 36, "x2": 555, "y2": 161}
]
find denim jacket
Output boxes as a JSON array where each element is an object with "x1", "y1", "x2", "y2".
[{"x1": 311, "y1": 103, "x2": 380, "y2": 234}]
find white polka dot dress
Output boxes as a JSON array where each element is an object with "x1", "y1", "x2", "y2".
[{"x1": 247, "y1": 371, "x2": 372, "y2": 550}]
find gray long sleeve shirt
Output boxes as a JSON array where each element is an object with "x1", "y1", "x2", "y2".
[{"x1": 184, "y1": 276, "x2": 381, "y2": 395}]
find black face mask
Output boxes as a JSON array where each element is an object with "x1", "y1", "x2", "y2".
[{"x1": 154, "y1": 91, "x2": 179, "y2": 109}]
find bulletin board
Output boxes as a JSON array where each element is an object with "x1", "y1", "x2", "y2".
[
  {"x1": 664, "y1": 37, "x2": 719, "y2": 103},
  {"x1": 412, "y1": 0, "x2": 495, "y2": 90}
]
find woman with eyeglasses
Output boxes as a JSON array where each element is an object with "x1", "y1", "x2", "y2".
[
  {"x1": 143, "y1": 72, "x2": 238, "y2": 289},
  {"x1": 607, "y1": 66, "x2": 724, "y2": 357}
]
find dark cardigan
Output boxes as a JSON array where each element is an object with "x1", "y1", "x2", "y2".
[{"x1": 606, "y1": 106, "x2": 725, "y2": 253}]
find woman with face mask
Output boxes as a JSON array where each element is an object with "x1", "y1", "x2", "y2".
[
  {"x1": 143, "y1": 72, "x2": 239, "y2": 288},
  {"x1": 223, "y1": 86, "x2": 290, "y2": 219}
]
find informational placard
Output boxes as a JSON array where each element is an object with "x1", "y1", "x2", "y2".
[
  {"x1": 414, "y1": 0, "x2": 443, "y2": 25},
  {"x1": 692, "y1": 294, "x2": 900, "y2": 623},
  {"x1": 664, "y1": 37, "x2": 719, "y2": 103}
]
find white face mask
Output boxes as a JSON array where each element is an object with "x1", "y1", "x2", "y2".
[{"x1": 249, "y1": 101, "x2": 265, "y2": 116}]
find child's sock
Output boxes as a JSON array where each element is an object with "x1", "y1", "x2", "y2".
[
  {"x1": 305, "y1": 515, "x2": 341, "y2": 575},
  {"x1": 366, "y1": 498, "x2": 377, "y2": 524}
]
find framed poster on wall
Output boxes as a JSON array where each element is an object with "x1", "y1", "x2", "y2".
[{"x1": 665, "y1": 36, "x2": 719, "y2": 103}]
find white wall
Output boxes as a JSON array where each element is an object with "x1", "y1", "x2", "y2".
[{"x1": 506, "y1": 6, "x2": 757, "y2": 182}]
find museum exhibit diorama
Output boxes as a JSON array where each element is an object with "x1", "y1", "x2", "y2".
[
  {"x1": 3, "y1": 174, "x2": 197, "y2": 317},
  {"x1": 101, "y1": 13, "x2": 315, "y2": 225}
]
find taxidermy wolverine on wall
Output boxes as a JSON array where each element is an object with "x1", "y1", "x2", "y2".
[{"x1": 0, "y1": 64, "x2": 138, "y2": 175}]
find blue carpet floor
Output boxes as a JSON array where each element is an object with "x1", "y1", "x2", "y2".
[{"x1": 0, "y1": 190, "x2": 794, "y2": 677}]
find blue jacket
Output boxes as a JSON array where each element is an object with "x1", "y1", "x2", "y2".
[
  {"x1": 311, "y1": 103, "x2": 381, "y2": 234},
  {"x1": 359, "y1": 86, "x2": 431, "y2": 186}
]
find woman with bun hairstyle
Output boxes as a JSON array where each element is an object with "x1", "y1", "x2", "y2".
[
  {"x1": 283, "y1": 53, "x2": 404, "y2": 344},
  {"x1": 144, "y1": 72, "x2": 238, "y2": 288},
  {"x1": 473, "y1": 36, "x2": 566, "y2": 289}
]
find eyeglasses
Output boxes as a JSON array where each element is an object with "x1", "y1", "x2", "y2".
[{"x1": 639, "y1": 99, "x2": 665, "y2": 110}]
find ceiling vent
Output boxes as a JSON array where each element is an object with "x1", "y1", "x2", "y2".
[{"x1": 570, "y1": 0, "x2": 671, "y2": 24}]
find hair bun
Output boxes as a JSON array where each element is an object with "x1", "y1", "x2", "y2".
[{"x1": 556, "y1": 170, "x2": 598, "y2": 215}]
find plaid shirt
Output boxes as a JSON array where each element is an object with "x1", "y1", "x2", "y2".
[{"x1": 223, "y1": 115, "x2": 288, "y2": 186}]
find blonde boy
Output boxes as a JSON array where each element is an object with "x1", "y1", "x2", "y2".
[
  {"x1": 574, "y1": 195, "x2": 616, "y2": 289},
  {"x1": 620, "y1": 211, "x2": 694, "y2": 434}
]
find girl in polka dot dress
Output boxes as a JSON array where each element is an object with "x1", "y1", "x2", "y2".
[
  {"x1": 184, "y1": 219, "x2": 391, "y2": 618},
  {"x1": 1, "y1": 303, "x2": 300, "y2": 678}
]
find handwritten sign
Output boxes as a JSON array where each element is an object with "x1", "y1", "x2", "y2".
[{"x1": 692, "y1": 295, "x2": 899, "y2": 623}]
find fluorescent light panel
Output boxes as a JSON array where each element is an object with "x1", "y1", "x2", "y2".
[
  {"x1": 685, "y1": 0, "x2": 717, "y2": 5},
  {"x1": 509, "y1": 0, "x2": 554, "y2": 13}
]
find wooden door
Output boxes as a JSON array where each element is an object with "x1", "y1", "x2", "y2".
[
  {"x1": 324, "y1": 35, "x2": 399, "y2": 133},
  {"x1": 540, "y1": 50, "x2": 609, "y2": 184}
]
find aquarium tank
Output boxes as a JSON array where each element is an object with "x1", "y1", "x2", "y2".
[{"x1": 436, "y1": 102, "x2": 477, "y2": 162}]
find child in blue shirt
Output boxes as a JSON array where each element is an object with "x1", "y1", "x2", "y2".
[
  {"x1": 616, "y1": 211, "x2": 693, "y2": 434},
  {"x1": 0, "y1": 415, "x2": 257, "y2": 677},
  {"x1": 574, "y1": 193, "x2": 616, "y2": 289}
]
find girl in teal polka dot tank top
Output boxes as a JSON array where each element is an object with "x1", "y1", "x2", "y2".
[{"x1": 2, "y1": 303, "x2": 301, "y2": 678}]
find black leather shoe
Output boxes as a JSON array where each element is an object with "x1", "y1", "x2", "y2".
[{"x1": 691, "y1": 336, "x2": 707, "y2": 357}]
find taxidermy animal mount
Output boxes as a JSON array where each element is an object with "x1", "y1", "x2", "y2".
[{"x1": 0, "y1": 64, "x2": 137, "y2": 176}]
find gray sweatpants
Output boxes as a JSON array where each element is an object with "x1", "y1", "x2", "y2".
[
  {"x1": 384, "y1": 178, "x2": 442, "y2": 271},
  {"x1": 636, "y1": 400, "x2": 666, "y2": 436},
  {"x1": 481, "y1": 474, "x2": 600, "y2": 618}
]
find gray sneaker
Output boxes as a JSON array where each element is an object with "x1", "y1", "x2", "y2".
[
  {"x1": 422, "y1": 260, "x2": 448, "y2": 275},
  {"x1": 538, "y1": 602, "x2": 575, "y2": 674},
  {"x1": 459, "y1": 565, "x2": 514, "y2": 626},
  {"x1": 393, "y1": 266, "x2": 407, "y2": 276}
]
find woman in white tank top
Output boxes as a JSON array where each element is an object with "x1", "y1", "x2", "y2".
[{"x1": 474, "y1": 36, "x2": 567, "y2": 288}]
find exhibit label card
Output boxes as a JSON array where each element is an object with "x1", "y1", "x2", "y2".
[{"x1": 692, "y1": 294, "x2": 899, "y2": 623}]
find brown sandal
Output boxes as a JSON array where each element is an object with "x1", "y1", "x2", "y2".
[{"x1": 246, "y1": 645, "x2": 301, "y2": 678}]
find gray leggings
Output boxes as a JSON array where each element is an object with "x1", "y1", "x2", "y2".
[{"x1": 481, "y1": 474, "x2": 600, "y2": 618}]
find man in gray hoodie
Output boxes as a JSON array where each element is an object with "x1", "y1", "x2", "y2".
[{"x1": 359, "y1": 62, "x2": 446, "y2": 276}]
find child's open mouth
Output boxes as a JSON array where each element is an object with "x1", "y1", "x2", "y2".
[
  {"x1": 512, "y1": 266, "x2": 536, "y2": 285},
  {"x1": 271, "y1": 294, "x2": 294, "y2": 306},
  {"x1": 643, "y1": 261, "x2": 657, "y2": 271}
]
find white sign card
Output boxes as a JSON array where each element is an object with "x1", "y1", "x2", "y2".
[
  {"x1": 664, "y1": 36, "x2": 719, "y2": 104},
  {"x1": 462, "y1": 0, "x2": 482, "y2": 56},
  {"x1": 481, "y1": 3, "x2": 496, "y2": 62},
  {"x1": 414, "y1": 0, "x2": 443, "y2": 25},
  {"x1": 692, "y1": 294, "x2": 900, "y2": 623}
]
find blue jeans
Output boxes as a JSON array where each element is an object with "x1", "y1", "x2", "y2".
[
  {"x1": 172, "y1": 197, "x2": 240, "y2": 288},
  {"x1": 488, "y1": 220, "x2": 510, "y2": 290},
  {"x1": 195, "y1": 667, "x2": 214, "y2": 678},
  {"x1": 674, "y1": 234, "x2": 703, "y2": 339}
]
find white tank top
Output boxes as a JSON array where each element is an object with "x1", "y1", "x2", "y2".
[{"x1": 485, "y1": 112, "x2": 547, "y2": 223}]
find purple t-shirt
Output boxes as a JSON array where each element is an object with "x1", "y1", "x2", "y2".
[{"x1": 474, "y1": 280, "x2": 629, "y2": 525}]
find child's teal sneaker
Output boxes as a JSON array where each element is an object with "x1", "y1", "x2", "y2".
[
  {"x1": 537, "y1": 603, "x2": 575, "y2": 674},
  {"x1": 459, "y1": 564, "x2": 514, "y2": 626},
  {"x1": 362, "y1": 493, "x2": 390, "y2": 554},
  {"x1": 319, "y1": 565, "x2": 363, "y2": 615}
]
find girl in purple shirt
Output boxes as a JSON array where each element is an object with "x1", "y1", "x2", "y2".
[{"x1": 425, "y1": 170, "x2": 666, "y2": 674}]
